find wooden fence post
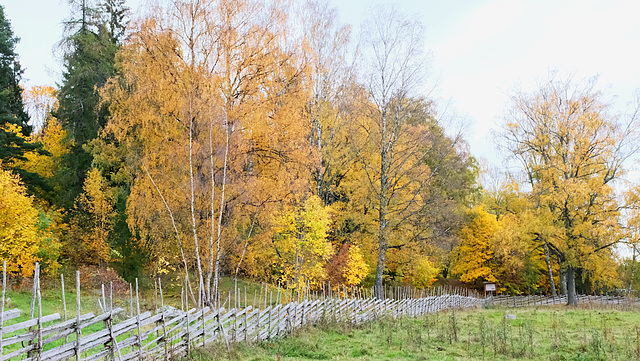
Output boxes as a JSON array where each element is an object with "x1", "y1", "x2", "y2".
[
  {"x1": 159, "y1": 278, "x2": 168, "y2": 360},
  {"x1": 136, "y1": 279, "x2": 142, "y2": 360},
  {"x1": 267, "y1": 292, "x2": 272, "y2": 340},
  {"x1": 1, "y1": 260, "x2": 6, "y2": 360},
  {"x1": 185, "y1": 278, "x2": 191, "y2": 356},
  {"x1": 61, "y1": 273, "x2": 68, "y2": 343},
  {"x1": 75, "y1": 270, "x2": 81, "y2": 360},
  {"x1": 244, "y1": 288, "x2": 248, "y2": 343},
  {"x1": 36, "y1": 263, "x2": 43, "y2": 360}
]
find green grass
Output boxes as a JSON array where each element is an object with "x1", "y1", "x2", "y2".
[{"x1": 186, "y1": 307, "x2": 640, "y2": 361}]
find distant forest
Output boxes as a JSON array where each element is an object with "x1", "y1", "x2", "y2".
[{"x1": 1, "y1": 0, "x2": 640, "y2": 307}]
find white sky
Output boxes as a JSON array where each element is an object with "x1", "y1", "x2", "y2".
[{"x1": 5, "y1": 0, "x2": 640, "y2": 172}]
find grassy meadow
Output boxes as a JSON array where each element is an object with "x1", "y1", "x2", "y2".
[
  {"x1": 187, "y1": 306, "x2": 640, "y2": 361},
  {"x1": 4, "y1": 276, "x2": 640, "y2": 361}
]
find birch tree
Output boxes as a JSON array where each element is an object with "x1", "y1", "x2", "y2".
[
  {"x1": 101, "y1": 0, "x2": 313, "y2": 305},
  {"x1": 355, "y1": 7, "x2": 433, "y2": 298}
]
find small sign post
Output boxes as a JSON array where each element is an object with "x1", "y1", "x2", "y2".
[{"x1": 484, "y1": 282, "x2": 496, "y2": 297}]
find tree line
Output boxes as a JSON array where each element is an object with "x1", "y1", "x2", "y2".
[{"x1": 1, "y1": 0, "x2": 639, "y2": 306}]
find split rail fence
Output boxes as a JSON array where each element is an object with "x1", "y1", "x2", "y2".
[
  {"x1": 0, "y1": 262, "x2": 483, "y2": 360},
  {"x1": 486, "y1": 294, "x2": 640, "y2": 308}
]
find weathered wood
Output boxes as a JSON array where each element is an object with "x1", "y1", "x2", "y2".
[
  {"x1": 2, "y1": 313, "x2": 61, "y2": 334},
  {"x1": 1, "y1": 265, "x2": 489, "y2": 361},
  {"x1": 75, "y1": 270, "x2": 81, "y2": 361},
  {"x1": 60, "y1": 274, "x2": 68, "y2": 344},
  {"x1": 0, "y1": 309, "x2": 20, "y2": 322},
  {"x1": 1, "y1": 260, "x2": 6, "y2": 360},
  {"x1": 3, "y1": 343, "x2": 36, "y2": 360},
  {"x1": 2, "y1": 313, "x2": 95, "y2": 347},
  {"x1": 79, "y1": 309, "x2": 125, "y2": 330}
]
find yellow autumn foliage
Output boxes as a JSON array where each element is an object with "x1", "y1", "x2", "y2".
[
  {"x1": 273, "y1": 196, "x2": 334, "y2": 289},
  {"x1": 343, "y1": 245, "x2": 369, "y2": 286},
  {"x1": 18, "y1": 118, "x2": 72, "y2": 180},
  {"x1": 452, "y1": 205, "x2": 500, "y2": 284},
  {"x1": 411, "y1": 257, "x2": 439, "y2": 288},
  {"x1": 0, "y1": 168, "x2": 40, "y2": 276},
  {"x1": 77, "y1": 168, "x2": 118, "y2": 265}
]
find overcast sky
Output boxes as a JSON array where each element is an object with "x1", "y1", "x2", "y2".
[{"x1": 5, "y1": 0, "x2": 640, "y2": 172}]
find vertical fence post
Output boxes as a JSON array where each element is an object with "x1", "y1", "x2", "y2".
[
  {"x1": 61, "y1": 273, "x2": 68, "y2": 342},
  {"x1": 255, "y1": 299, "x2": 260, "y2": 342},
  {"x1": 136, "y1": 279, "x2": 142, "y2": 360},
  {"x1": 184, "y1": 278, "x2": 190, "y2": 356},
  {"x1": 201, "y1": 283, "x2": 206, "y2": 348},
  {"x1": 75, "y1": 270, "x2": 81, "y2": 360},
  {"x1": 1, "y1": 260, "x2": 6, "y2": 360},
  {"x1": 109, "y1": 282, "x2": 123, "y2": 361},
  {"x1": 101, "y1": 284, "x2": 106, "y2": 313},
  {"x1": 244, "y1": 287, "x2": 248, "y2": 343},
  {"x1": 36, "y1": 263, "x2": 43, "y2": 360},
  {"x1": 264, "y1": 284, "x2": 268, "y2": 309},
  {"x1": 159, "y1": 278, "x2": 168, "y2": 361},
  {"x1": 267, "y1": 291, "x2": 272, "y2": 340}
]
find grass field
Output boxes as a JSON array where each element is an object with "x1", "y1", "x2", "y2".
[
  {"x1": 187, "y1": 307, "x2": 640, "y2": 361},
  {"x1": 5, "y1": 276, "x2": 640, "y2": 361}
]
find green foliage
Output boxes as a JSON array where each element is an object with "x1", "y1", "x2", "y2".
[
  {"x1": 55, "y1": 0, "x2": 127, "y2": 208},
  {"x1": 0, "y1": 5, "x2": 50, "y2": 195},
  {"x1": 0, "y1": 5, "x2": 29, "y2": 135}
]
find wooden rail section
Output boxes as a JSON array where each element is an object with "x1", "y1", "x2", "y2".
[
  {"x1": 0, "y1": 262, "x2": 483, "y2": 360},
  {"x1": 486, "y1": 294, "x2": 640, "y2": 308}
]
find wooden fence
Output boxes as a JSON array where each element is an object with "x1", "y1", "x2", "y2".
[
  {"x1": 486, "y1": 294, "x2": 640, "y2": 308},
  {"x1": 0, "y1": 262, "x2": 483, "y2": 361}
]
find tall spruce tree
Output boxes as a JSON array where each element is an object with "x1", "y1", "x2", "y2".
[
  {"x1": 56, "y1": 0, "x2": 127, "y2": 208},
  {"x1": 0, "y1": 5, "x2": 49, "y2": 194},
  {"x1": 57, "y1": 0, "x2": 140, "y2": 277}
]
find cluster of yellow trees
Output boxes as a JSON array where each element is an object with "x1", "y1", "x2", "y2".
[
  {"x1": 91, "y1": 0, "x2": 473, "y2": 302},
  {"x1": 454, "y1": 77, "x2": 640, "y2": 305},
  {"x1": 3, "y1": 0, "x2": 475, "y2": 300},
  {"x1": 3, "y1": 1, "x2": 640, "y2": 305},
  {"x1": 1, "y1": 86, "x2": 68, "y2": 277}
]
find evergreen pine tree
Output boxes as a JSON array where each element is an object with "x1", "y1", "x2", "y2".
[
  {"x1": 0, "y1": 5, "x2": 49, "y2": 194},
  {"x1": 55, "y1": 0, "x2": 127, "y2": 208}
]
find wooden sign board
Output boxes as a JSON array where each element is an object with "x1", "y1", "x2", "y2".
[{"x1": 484, "y1": 283, "x2": 496, "y2": 292}]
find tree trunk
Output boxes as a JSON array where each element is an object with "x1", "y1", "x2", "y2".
[
  {"x1": 374, "y1": 242, "x2": 386, "y2": 299},
  {"x1": 557, "y1": 255, "x2": 567, "y2": 295},
  {"x1": 630, "y1": 244, "x2": 637, "y2": 295},
  {"x1": 543, "y1": 243, "x2": 557, "y2": 297},
  {"x1": 207, "y1": 116, "x2": 216, "y2": 305},
  {"x1": 559, "y1": 269, "x2": 567, "y2": 295},
  {"x1": 374, "y1": 165, "x2": 388, "y2": 299},
  {"x1": 213, "y1": 111, "x2": 230, "y2": 304},
  {"x1": 188, "y1": 112, "x2": 204, "y2": 304},
  {"x1": 566, "y1": 266, "x2": 577, "y2": 306}
]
